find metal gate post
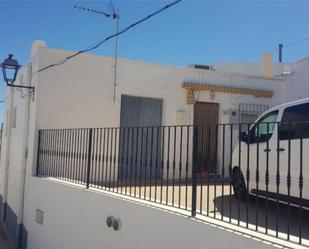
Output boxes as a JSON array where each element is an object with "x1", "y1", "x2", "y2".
[
  {"x1": 86, "y1": 129, "x2": 93, "y2": 188},
  {"x1": 36, "y1": 130, "x2": 42, "y2": 176},
  {"x1": 191, "y1": 125, "x2": 198, "y2": 217}
]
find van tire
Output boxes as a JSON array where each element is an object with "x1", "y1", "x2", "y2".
[{"x1": 232, "y1": 167, "x2": 247, "y2": 201}]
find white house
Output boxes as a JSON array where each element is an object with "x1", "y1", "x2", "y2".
[{"x1": 0, "y1": 40, "x2": 307, "y2": 249}]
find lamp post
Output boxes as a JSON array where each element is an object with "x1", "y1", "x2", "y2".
[{"x1": 0, "y1": 54, "x2": 34, "y2": 90}]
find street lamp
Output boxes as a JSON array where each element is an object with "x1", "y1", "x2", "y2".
[
  {"x1": 0, "y1": 54, "x2": 21, "y2": 85},
  {"x1": 0, "y1": 54, "x2": 34, "y2": 90}
]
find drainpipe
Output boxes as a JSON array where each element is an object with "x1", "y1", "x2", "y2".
[{"x1": 2, "y1": 87, "x2": 14, "y2": 220}]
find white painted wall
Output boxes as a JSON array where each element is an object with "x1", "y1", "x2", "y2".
[
  {"x1": 31, "y1": 48, "x2": 284, "y2": 179},
  {"x1": 282, "y1": 57, "x2": 309, "y2": 102},
  {"x1": 0, "y1": 42, "x2": 298, "y2": 248},
  {"x1": 25, "y1": 177, "x2": 279, "y2": 249},
  {"x1": 0, "y1": 51, "x2": 40, "y2": 247},
  {"x1": 35, "y1": 47, "x2": 283, "y2": 129},
  {"x1": 213, "y1": 61, "x2": 287, "y2": 77},
  {"x1": 0, "y1": 44, "x2": 285, "y2": 232},
  {"x1": 0, "y1": 67, "x2": 31, "y2": 216}
]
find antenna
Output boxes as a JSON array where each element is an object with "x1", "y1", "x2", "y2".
[
  {"x1": 108, "y1": 0, "x2": 117, "y2": 18},
  {"x1": 74, "y1": 5, "x2": 111, "y2": 18},
  {"x1": 74, "y1": 3, "x2": 120, "y2": 102}
]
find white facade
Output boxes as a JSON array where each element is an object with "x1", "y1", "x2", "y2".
[
  {"x1": 0, "y1": 41, "x2": 306, "y2": 249},
  {"x1": 281, "y1": 56, "x2": 309, "y2": 102},
  {"x1": 213, "y1": 61, "x2": 288, "y2": 77},
  {"x1": 25, "y1": 177, "x2": 294, "y2": 249},
  {"x1": 33, "y1": 48, "x2": 283, "y2": 129}
]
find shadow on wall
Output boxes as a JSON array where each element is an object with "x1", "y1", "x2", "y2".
[
  {"x1": 213, "y1": 194, "x2": 309, "y2": 242},
  {"x1": 0, "y1": 196, "x2": 27, "y2": 249},
  {"x1": 0, "y1": 221, "x2": 16, "y2": 249}
]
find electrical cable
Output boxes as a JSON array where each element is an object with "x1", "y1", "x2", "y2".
[
  {"x1": 37, "y1": 0, "x2": 182, "y2": 73},
  {"x1": 36, "y1": 0, "x2": 309, "y2": 74}
]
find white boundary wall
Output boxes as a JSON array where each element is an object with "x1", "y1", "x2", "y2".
[{"x1": 25, "y1": 177, "x2": 282, "y2": 249}]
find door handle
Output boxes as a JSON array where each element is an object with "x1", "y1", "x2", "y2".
[
  {"x1": 263, "y1": 148, "x2": 271, "y2": 152},
  {"x1": 276, "y1": 148, "x2": 285, "y2": 152}
]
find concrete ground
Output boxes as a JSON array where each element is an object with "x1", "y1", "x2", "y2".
[{"x1": 0, "y1": 223, "x2": 15, "y2": 249}]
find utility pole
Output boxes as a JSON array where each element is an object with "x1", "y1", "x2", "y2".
[{"x1": 74, "y1": 5, "x2": 120, "y2": 102}]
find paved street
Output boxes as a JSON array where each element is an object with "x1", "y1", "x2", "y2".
[{"x1": 0, "y1": 223, "x2": 15, "y2": 249}]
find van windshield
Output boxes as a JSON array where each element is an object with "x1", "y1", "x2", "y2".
[{"x1": 249, "y1": 111, "x2": 278, "y2": 143}]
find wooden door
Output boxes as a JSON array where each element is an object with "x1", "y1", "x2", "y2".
[{"x1": 194, "y1": 102, "x2": 219, "y2": 175}]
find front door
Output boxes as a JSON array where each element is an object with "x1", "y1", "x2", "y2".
[
  {"x1": 193, "y1": 102, "x2": 219, "y2": 175},
  {"x1": 119, "y1": 95, "x2": 163, "y2": 179}
]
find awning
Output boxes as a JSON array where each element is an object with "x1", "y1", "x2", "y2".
[{"x1": 182, "y1": 82, "x2": 273, "y2": 104}]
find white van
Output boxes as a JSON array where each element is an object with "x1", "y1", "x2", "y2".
[{"x1": 231, "y1": 98, "x2": 308, "y2": 206}]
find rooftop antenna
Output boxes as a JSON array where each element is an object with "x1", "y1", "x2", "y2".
[{"x1": 74, "y1": 2, "x2": 120, "y2": 102}]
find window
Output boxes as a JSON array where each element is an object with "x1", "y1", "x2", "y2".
[
  {"x1": 249, "y1": 111, "x2": 278, "y2": 143},
  {"x1": 279, "y1": 103, "x2": 309, "y2": 140},
  {"x1": 239, "y1": 103, "x2": 269, "y2": 132}
]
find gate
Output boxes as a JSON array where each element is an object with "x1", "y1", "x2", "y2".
[{"x1": 119, "y1": 95, "x2": 163, "y2": 179}]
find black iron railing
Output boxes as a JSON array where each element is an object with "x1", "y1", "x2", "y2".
[{"x1": 36, "y1": 123, "x2": 308, "y2": 246}]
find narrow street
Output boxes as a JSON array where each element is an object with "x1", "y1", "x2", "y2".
[{"x1": 0, "y1": 223, "x2": 15, "y2": 249}]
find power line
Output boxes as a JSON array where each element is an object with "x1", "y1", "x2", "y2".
[
  {"x1": 285, "y1": 35, "x2": 309, "y2": 48},
  {"x1": 37, "y1": 0, "x2": 182, "y2": 73}
]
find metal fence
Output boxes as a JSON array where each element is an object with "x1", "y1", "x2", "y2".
[{"x1": 36, "y1": 122, "x2": 308, "y2": 246}]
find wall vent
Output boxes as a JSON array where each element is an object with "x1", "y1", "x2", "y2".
[{"x1": 36, "y1": 209, "x2": 44, "y2": 225}]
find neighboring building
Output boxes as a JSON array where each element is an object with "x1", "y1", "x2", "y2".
[
  {"x1": 0, "y1": 40, "x2": 307, "y2": 248},
  {"x1": 281, "y1": 56, "x2": 309, "y2": 101}
]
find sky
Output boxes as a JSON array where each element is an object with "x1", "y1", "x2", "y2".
[{"x1": 0, "y1": 0, "x2": 309, "y2": 119}]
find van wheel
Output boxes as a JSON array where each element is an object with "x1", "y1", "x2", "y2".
[{"x1": 232, "y1": 167, "x2": 247, "y2": 201}]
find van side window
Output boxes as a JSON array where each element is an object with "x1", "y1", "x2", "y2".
[
  {"x1": 279, "y1": 103, "x2": 309, "y2": 140},
  {"x1": 249, "y1": 111, "x2": 278, "y2": 143}
]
